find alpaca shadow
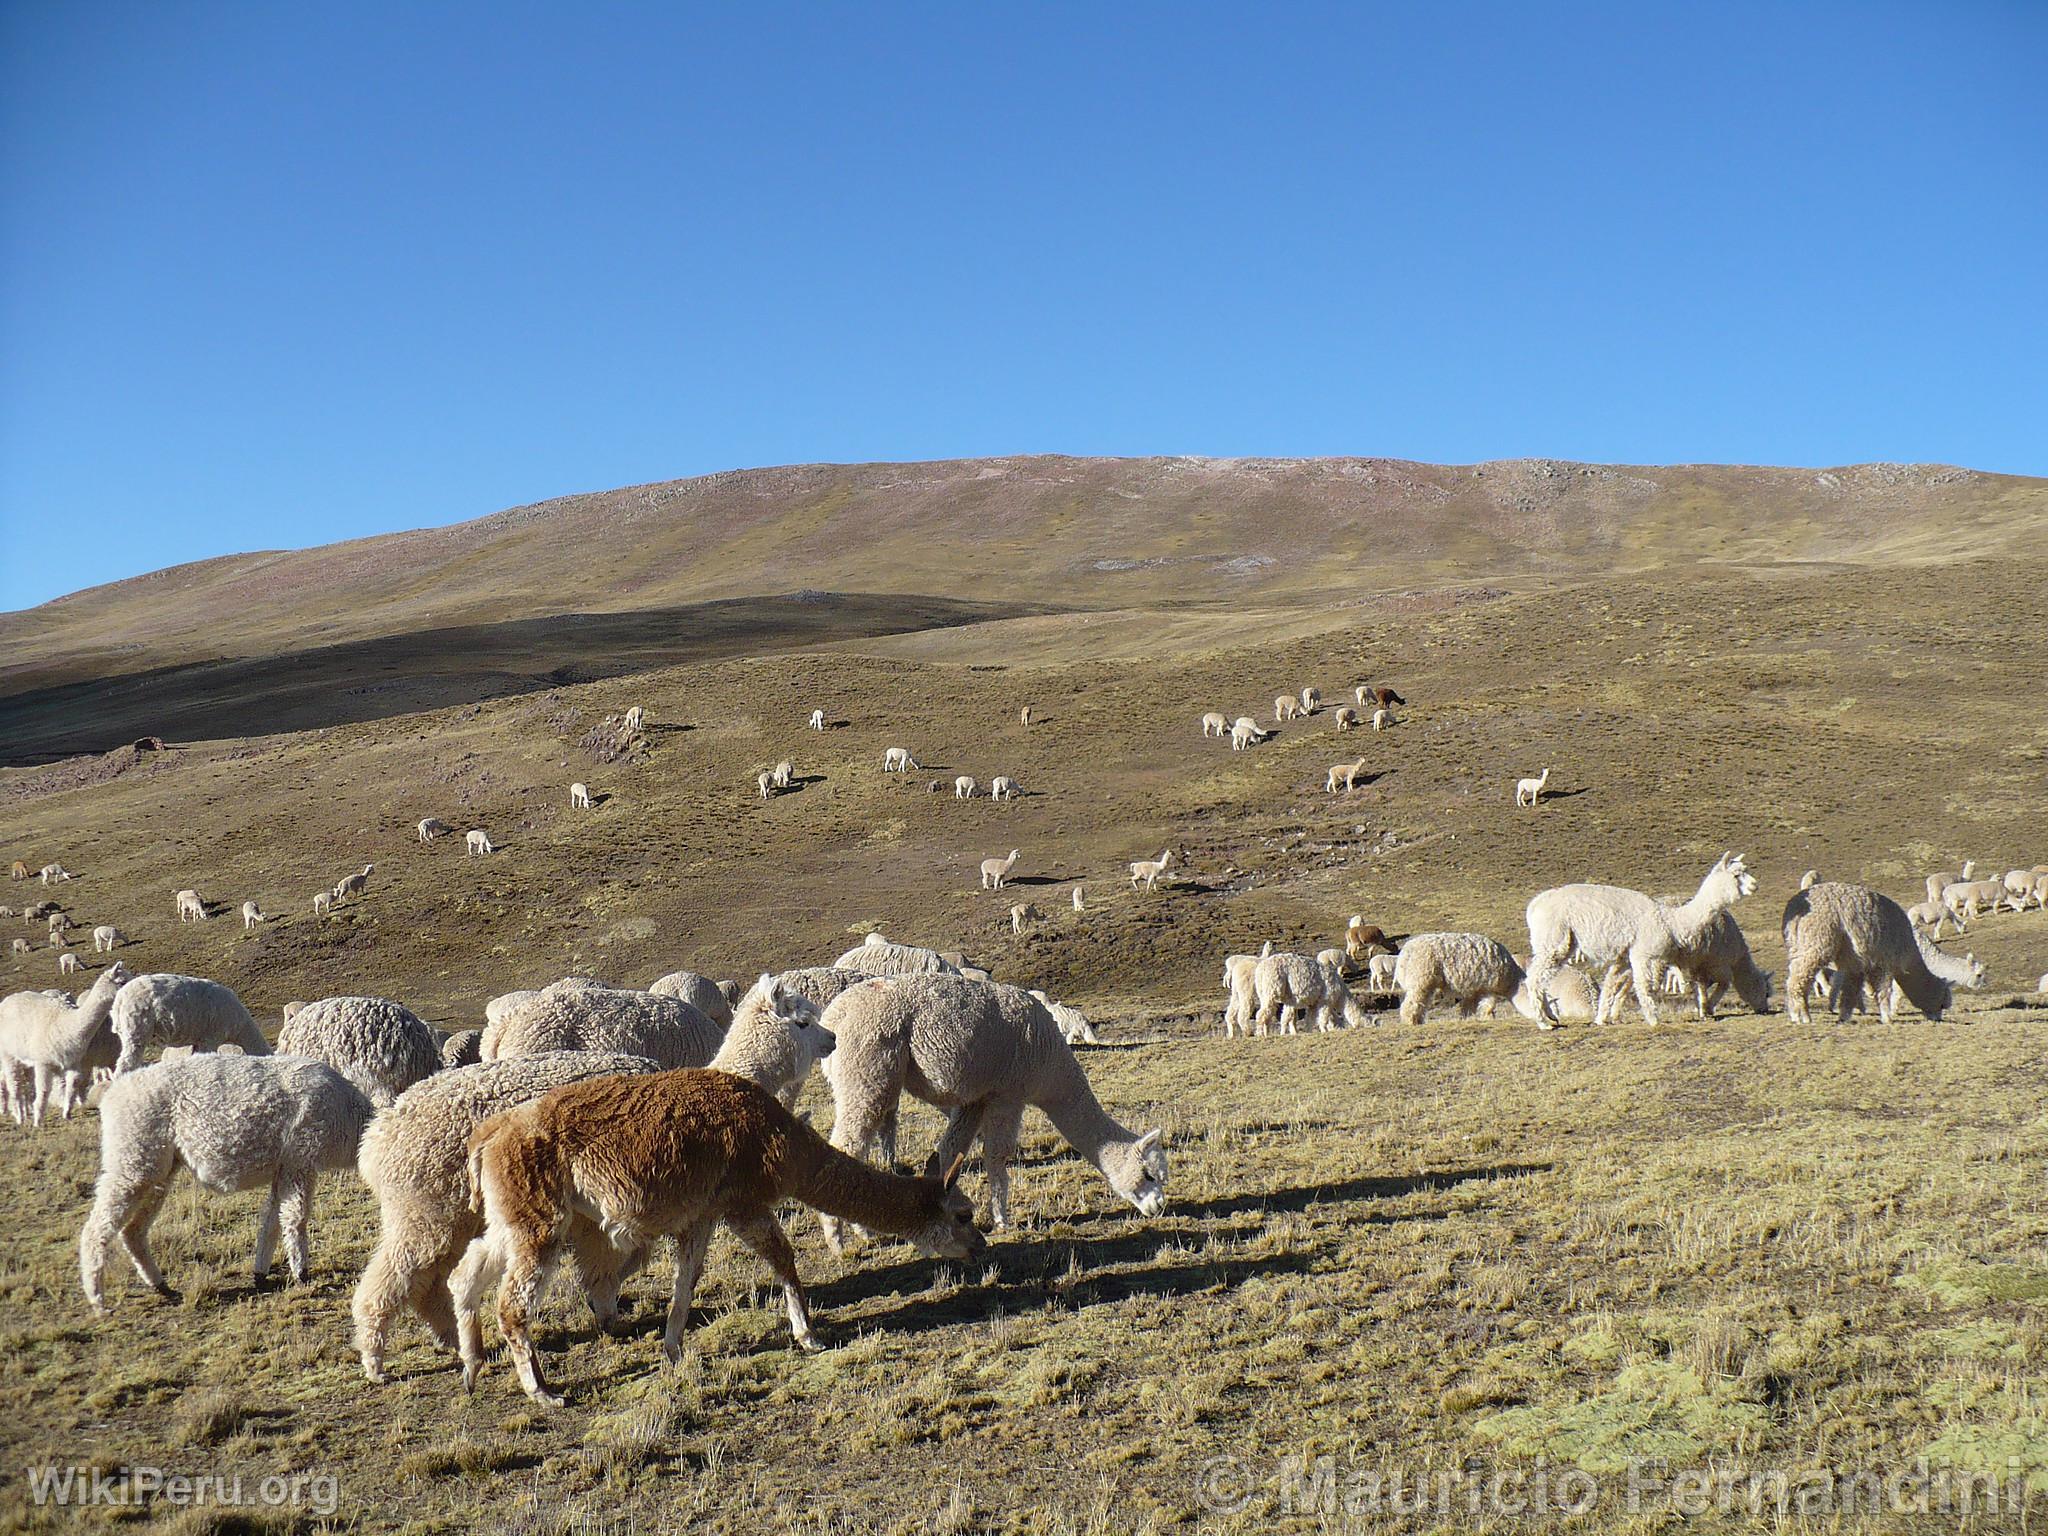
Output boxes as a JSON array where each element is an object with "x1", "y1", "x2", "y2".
[
  {"x1": 790, "y1": 774, "x2": 827, "y2": 789},
  {"x1": 643, "y1": 722, "x2": 694, "y2": 736},
  {"x1": 1172, "y1": 1163, "x2": 1553, "y2": 1220},
  {"x1": 1005, "y1": 874, "x2": 1076, "y2": 888},
  {"x1": 1539, "y1": 786, "x2": 1592, "y2": 802},
  {"x1": 1165, "y1": 880, "x2": 1224, "y2": 896},
  {"x1": 588, "y1": 792, "x2": 616, "y2": 807}
]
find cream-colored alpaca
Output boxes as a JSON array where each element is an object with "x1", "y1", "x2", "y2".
[
  {"x1": 1274, "y1": 695, "x2": 1302, "y2": 723},
  {"x1": 955, "y1": 776, "x2": 976, "y2": 799},
  {"x1": 1201, "y1": 712, "x2": 1229, "y2": 738},
  {"x1": 979, "y1": 850, "x2": 1021, "y2": 890},
  {"x1": 570, "y1": 783, "x2": 591, "y2": 809},
  {"x1": 818, "y1": 975, "x2": 1167, "y2": 1240},
  {"x1": 1129, "y1": 850, "x2": 1174, "y2": 890},
  {"x1": 1515, "y1": 768, "x2": 1551, "y2": 807},
  {"x1": 1326, "y1": 758, "x2": 1368, "y2": 793}
]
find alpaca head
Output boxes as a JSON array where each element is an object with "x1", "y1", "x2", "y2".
[
  {"x1": 1959, "y1": 953, "x2": 1986, "y2": 990},
  {"x1": 1101, "y1": 1129, "x2": 1169, "y2": 1216},
  {"x1": 1734, "y1": 959, "x2": 1774, "y2": 1014},
  {"x1": 1702, "y1": 853, "x2": 1757, "y2": 907},
  {"x1": 742, "y1": 974, "x2": 835, "y2": 1078},
  {"x1": 84, "y1": 962, "x2": 130, "y2": 1011},
  {"x1": 901, "y1": 1156, "x2": 987, "y2": 1260}
]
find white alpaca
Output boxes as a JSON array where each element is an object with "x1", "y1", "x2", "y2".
[
  {"x1": 645, "y1": 970, "x2": 737, "y2": 1029},
  {"x1": 480, "y1": 980, "x2": 726, "y2": 1071},
  {"x1": 831, "y1": 937, "x2": 963, "y2": 978},
  {"x1": 8, "y1": 938, "x2": 25, "y2": 954},
  {"x1": 40, "y1": 864, "x2": 75, "y2": 884},
  {"x1": 242, "y1": 900, "x2": 266, "y2": 931},
  {"x1": 0, "y1": 963, "x2": 129, "y2": 1124},
  {"x1": 955, "y1": 776, "x2": 977, "y2": 799},
  {"x1": 92, "y1": 925, "x2": 124, "y2": 953},
  {"x1": 622, "y1": 706, "x2": 644, "y2": 734},
  {"x1": 1253, "y1": 950, "x2": 1366, "y2": 1034},
  {"x1": 1009, "y1": 902, "x2": 1041, "y2": 935},
  {"x1": 1525, "y1": 855, "x2": 1758, "y2": 1026},
  {"x1": 110, "y1": 973, "x2": 273, "y2": 1075},
  {"x1": 774, "y1": 761, "x2": 794, "y2": 789},
  {"x1": 312, "y1": 891, "x2": 333, "y2": 917},
  {"x1": 1511, "y1": 964, "x2": 1597, "y2": 1025},
  {"x1": 1274, "y1": 695, "x2": 1302, "y2": 723},
  {"x1": 980, "y1": 849, "x2": 1021, "y2": 890},
  {"x1": 1026, "y1": 989, "x2": 1098, "y2": 1045},
  {"x1": 1364, "y1": 952, "x2": 1400, "y2": 993},
  {"x1": 570, "y1": 782, "x2": 591, "y2": 809},
  {"x1": 418, "y1": 817, "x2": 453, "y2": 843},
  {"x1": 1515, "y1": 769, "x2": 1551, "y2": 807},
  {"x1": 757, "y1": 771, "x2": 774, "y2": 800},
  {"x1": 990, "y1": 776, "x2": 1020, "y2": 800},
  {"x1": 819, "y1": 975, "x2": 1167, "y2": 1239},
  {"x1": 809, "y1": 709, "x2": 826, "y2": 731},
  {"x1": 1783, "y1": 882, "x2": 1983, "y2": 1024},
  {"x1": 80, "y1": 1054, "x2": 375, "y2": 1312},
  {"x1": 174, "y1": 889, "x2": 206, "y2": 923},
  {"x1": 58, "y1": 952, "x2": 80, "y2": 975},
  {"x1": 278, "y1": 996, "x2": 444, "y2": 1107},
  {"x1": 1072, "y1": 885, "x2": 1085, "y2": 913},
  {"x1": 1332, "y1": 707, "x2": 1359, "y2": 731},
  {"x1": 1327, "y1": 758, "x2": 1368, "y2": 793},
  {"x1": 466, "y1": 830, "x2": 494, "y2": 856},
  {"x1": 883, "y1": 747, "x2": 919, "y2": 773},
  {"x1": 1231, "y1": 716, "x2": 1270, "y2": 750},
  {"x1": 1941, "y1": 878, "x2": 2005, "y2": 921},
  {"x1": 704, "y1": 975, "x2": 836, "y2": 1108},
  {"x1": 1220, "y1": 948, "x2": 1268, "y2": 1036},
  {"x1": 1129, "y1": 850, "x2": 1174, "y2": 890},
  {"x1": 1201, "y1": 712, "x2": 1229, "y2": 738},
  {"x1": 1300, "y1": 687, "x2": 1320, "y2": 715},
  {"x1": 1905, "y1": 899, "x2": 1953, "y2": 938},
  {"x1": 1020, "y1": 705, "x2": 1033, "y2": 726},
  {"x1": 1371, "y1": 708, "x2": 1391, "y2": 731},
  {"x1": 350, "y1": 1052, "x2": 661, "y2": 1383},
  {"x1": 1393, "y1": 934, "x2": 1529, "y2": 1026},
  {"x1": 1924, "y1": 861, "x2": 1975, "y2": 904}
]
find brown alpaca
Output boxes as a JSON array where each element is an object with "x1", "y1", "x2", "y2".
[
  {"x1": 453, "y1": 1069, "x2": 984, "y2": 1405},
  {"x1": 1363, "y1": 685, "x2": 1405, "y2": 709}
]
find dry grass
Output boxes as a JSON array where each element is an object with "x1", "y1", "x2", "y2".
[{"x1": 4, "y1": 554, "x2": 2048, "y2": 1530}]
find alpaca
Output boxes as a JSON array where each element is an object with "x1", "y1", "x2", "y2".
[
  {"x1": 1252, "y1": 950, "x2": 1366, "y2": 1034},
  {"x1": 1026, "y1": 989, "x2": 1099, "y2": 1045},
  {"x1": 1020, "y1": 705, "x2": 1033, "y2": 726},
  {"x1": 1344, "y1": 916, "x2": 1391, "y2": 961},
  {"x1": 57, "y1": 952, "x2": 80, "y2": 975},
  {"x1": 1010, "y1": 902, "x2": 1041, "y2": 935},
  {"x1": 703, "y1": 975, "x2": 836, "y2": 1108},
  {"x1": 1393, "y1": 934, "x2": 1529, "y2": 1027},
  {"x1": 453, "y1": 1070, "x2": 984, "y2": 1403},
  {"x1": 955, "y1": 776, "x2": 977, "y2": 799},
  {"x1": 1231, "y1": 716, "x2": 1270, "y2": 750},
  {"x1": 1941, "y1": 878, "x2": 2005, "y2": 922},
  {"x1": 1362, "y1": 686, "x2": 1405, "y2": 709},
  {"x1": 570, "y1": 782, "x2": 591, "y2": 809},
  {"x1": 441, "y1": 1029, "x2": 483, "y2": 1069},
  {"x1": 1326, "y1": 758, "x2": 1368, "y2": 793},
  {"x1": 110, "y1": 973, "x2": 272, "y2": 1076},
  {"x1": 622, "y1": 706, "x2": 644, "y2": 734},
  {"x1": 92, "y1": 925, "x2": 124, "y2": 953},
  {"x1": 757, "y1": 771, "x2": 774, "y2": 800},
  {"x1": 773, "y1": 761, "x2": 793, "y2": 789},
  {"x1": 279, "y1": 996, "x2": 443, "y2": 1107},
  {"x1": 1905, "y1": 899, "x2": 1954, "y2": 938},
  {"x1": 809, "y1": 708, "x2": 826, "y2": 730},
  {"x1": 1925, "y1": 861, "x2": 1975, "y2": 904},
  {"x1": 1201, "y1": 712, "x2": 1229, "y2": 738},
  {"x1": 647, "y1": 969, "x2": 736, "y2": 1029},
  {"x1": 1129, "y1": 850, "x2": 1175, "y2": 891},
  {"x1": 8, "y1": 861, "x2": 25, "y2": 881},
  {"x1": 1332, "y1": 707, "x2": 1359, "y2": 731},
  {"x1": 1511, "y1": 964, "x2": 1597, "y2": 1025},
  {"x1": 1072, "y1": 885, "x2": 1085, "y2": 912},
  {"x1": 883, "y1": 747, "x2": 919, "y2": 773},
  {"x1": 1661, "y1": 908, "x2": 1772, "y2": 1018},
  {"x1": 1371, "y1": 708, "x2": 1392, "y2": 731},
  {"x1": 1515, "y1": 769, "x2": 1551, "y2": 807},
  {"x1": 418, "y1": 817, "x2": 453, "y2": 843},
  {"x1": 980, "y1": 849, "x2": 1021, "y2": 890},
  {"x1": 351, "y1": 1053, "x2": 660, "y2": 1383},
  {"x1": 1274, "y1": 695, "x2": 1302, "y2": 724},
  {"x1": 175, "y1": 889, "x2": 206, "y2": 923},
  {"x1": 1300, "y1": 687, "x2": 1320, "y2": 715},
  {"x1": 81, "y1": 1054, "x2": 375, "y2": 1312},
  {"x1": 1782, "y1": 882, "x2": 1981, "y2": 1024},
  {"x1": 0, "y1": 963, "x2": 129, "y2": 1125},
  {"x1": 819, "y1": 974, "x2": 1167, "y2": 1239},
  {"x1": 333, "y1": 864, "x2": 375, "y2": 903},
  {"x1": 312, "y1": 891, "x2": 333, "y2": 917},
  {"x1": 465, "y1": 830, "x2": 493, "y2": 856},
  {"x1": 989, "y1": 776, "x2": 1020, "y2": 800},
  {"x1": 481, "y1": 981, "x2": 724, "y2": 1070},
  {"x1": 831, "y1": 936, "x2": 963, "y2": 978},
  {"x1": 1525, "y1": 854, "x2": 1758, "y2": 1026},
  {"x1": 1221, "y1": 949, "x2": 1269, "y2": 1036}
]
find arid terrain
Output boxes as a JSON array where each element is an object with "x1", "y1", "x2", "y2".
[{"x1": 3, "y1": 456, "x2": 2047, "y2": 1533}]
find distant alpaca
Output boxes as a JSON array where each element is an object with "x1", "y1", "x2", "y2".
[
  {"x1": 466, "y1": 830, "x2": 494, "y2": 856},
  {"x1": 570, "y1": 783, "x2": 591, "y2": 809},
  {"x1": 1326, "y1": 758, "x2": 1368, "y2": 793},
  {"x1": 809, "y1": 708, "x2": 826, "y2": 731},
  {"x1": 1515, "y1": 769, "x2": 1551, "y2": 807},
  {"x1": 1201, "y1": 712, "x2": 1229, "y2": 738},
  {"x1": 1020, "y1": 705, "x2": 1033, "y2": 726},
  {"x1": 1362, "y1": 686, "x2": 1405, "y2": 709},
  {"x1": 454, "y1": 1070, "x2": 983, "y2": 1403},
  {"x1": 1072, "y1": 885, "x2": 1085, "y2": 913},
  {"x1": 1371, "y1": 708, "x2": 1392, "y2": 731},
  {"x1": 1129, "y1": 850, "x2": 1174, "y2": 890},
  {"x1": 241, "y1": 900, "x2": 266, "y2": 931},
  {"x1": 1526, "y1": 854, "x2": 1758, "y2": 1026},
  {"x1": 979, "y1": 849, "x2": 1021, "y2": 890}
]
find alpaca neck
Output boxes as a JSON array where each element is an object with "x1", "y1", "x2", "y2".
[
  {"x1": 1035, "y1": 1054, "x2": 1138, "y2": 1171},
  {"x1": 1670, "y1": 873, "x2": 1735, "y2": 943},
  {"x1": 790, "y1": 1137, "x2": 940, "y2": 1234}
]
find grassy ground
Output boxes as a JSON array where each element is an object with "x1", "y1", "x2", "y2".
[{"x1": 4, "y1": 555, "x2": 2048, "y2": 1532}]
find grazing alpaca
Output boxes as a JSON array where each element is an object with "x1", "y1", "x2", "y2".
[
  {"x1": 1201, "y1": 712, "x2": 1229, "y2": 738},
  {"x1": 1515, "y1": 768, "x2": 1551, "y2": 807},
  {"x1": 979, "y1": 849, "x2": 1021, "y2": 890},
  {"x1": 454, "y1": 1070, "x2": 983, "y2": 1404},
  {"x1": 818, "y1": 975, "x2": 1167, "y2": 1240},
  {"x1": 1362, "y1": 685, "x2": 1405, "y2": 709},
  {"x1": 570, "y1": 783, "x2": 591, "y2": 809},
  {"x1": 1782, "y1": 882, "x2": 1982, "y2": 1024},
  {"x1": 1020, "y1": 705, "x2": 1033, "y2": 726},
  {"x1": 1526, "y1": 854, "x2": 1758, "y2": 1026},
  {"x1": 1129, "y1": 850, "x2": 1175, "y2": 890}
]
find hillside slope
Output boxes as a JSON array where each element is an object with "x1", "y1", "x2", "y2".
[{"x1": 6, "y1": 456, "x2": 2043, "y2": 698}]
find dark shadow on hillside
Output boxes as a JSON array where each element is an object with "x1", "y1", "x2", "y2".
[{"x1": 0, "y1": 592, "x2": 1059, "y2": 765}]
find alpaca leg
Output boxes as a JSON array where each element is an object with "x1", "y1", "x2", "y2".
[
  {"x1": 108, "y1": 1175, "x2": 176, "y2": 1301},
  {"x1": 279, "y1": 1172, "x2": 314, "y2": 1282},
  {"x1": 251, "y1": 1180, "x2": 286, "y2": 1281},
  {"x1": 923, "y1": 1102, "x2": 990, "y2": 1185},
  {"x1": 876, "y1": 1106, "x2": 901, "y2": 1169},
  {"x1": 660, "y1": 1221, "x2": 714, "y2": 1365},
  {"x1": 729, "y1": 1214, "x2": 818, "y2": 1352},
  {"x1": 1695, "y1": 981, "x2": 1710, "y2": 1020},
  {"x1": 1593, "y1": 966, "x2": 1625, "y2": 1026},
  {"x1": 822, "y1": 1070, "x2": 903, "y2": 1253},
  {"x1": 1784, "y1": 956, "x2": 1817, "y2": 1025},
  {"x1": 29, "y1": 1064, "x2": 53, "y2": 1128},
  {"x1": 449, "y1": 1234, "x2": 504, "y2": 1392},
  {"x1": 978, "y1": 1102, "x2": 1024, "y2": 1231},
  {"x1": 1627, "y1": 954, "x2": 1659, "y2": 1026},
  {"x1": 498, "y1": 1243, "x2": 565, "y2": 1406},
  {"x1": 569, "y1": 1215, "x2": 636, "y2": 1332},
  {"x1": 351, "y1": 1240, "x2": 408, "y2": 1381}
]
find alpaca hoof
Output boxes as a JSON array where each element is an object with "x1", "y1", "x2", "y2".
[
  {"x1": 793, "y1": 1332, "x2": 824, "y2": 1354},
  {"x1": 462, "y1": 1362, "x2": 481, "y2": 1394},
  {"x1": 528, "y1": 1388, "x2": 566, "y2": 1409},
  {"x1": 660, "y1": 1338, "x2": 683, "y2": 1367},
  {"x1": 362, "y1": 1360, "x2": 390, "y2": 1386}
]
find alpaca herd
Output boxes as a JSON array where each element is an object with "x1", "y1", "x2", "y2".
[{"x1": 2, "y1": 937, "x2": 1154, "y2": 1407}]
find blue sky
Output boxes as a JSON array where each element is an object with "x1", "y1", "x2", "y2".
[{"x1": 2, "y1": 2, "x2": 2044, "y2": 612}]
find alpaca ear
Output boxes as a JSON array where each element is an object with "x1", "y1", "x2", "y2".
[
  {"x1": 939, "y1": 1153, "x2": 968, "y2": 1190},
  {"x1": 1135, "y1": 1129, "x2": 1163, "y2": 1155}
]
